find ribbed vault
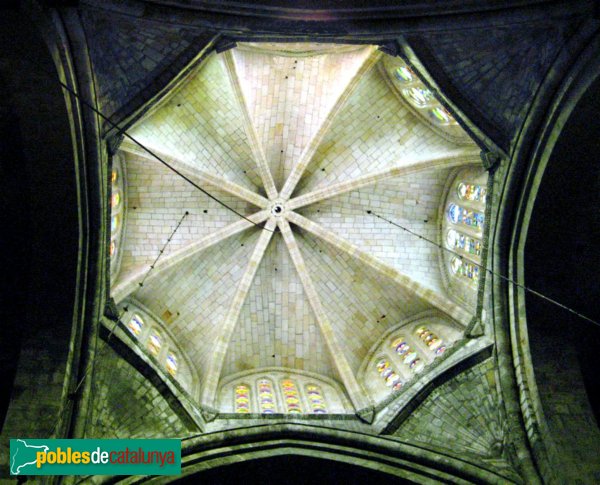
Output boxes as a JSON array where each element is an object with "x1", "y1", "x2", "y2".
[{"x1": 111, "y1": 43, "x2": 481, "y2": 414}]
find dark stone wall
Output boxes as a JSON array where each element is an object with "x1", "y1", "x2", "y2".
[
  {"x1": 88, "y1": 344, "x2": 193, "y2": 439},
  {"x1": 525, "y1": 72, "x2": 600, "y2": 483},
  {"x1": 407, "y1": 20, "x2": 582, "y2": 151},
  {"x1": 393, "y1": 358, "x2": 521, "y2": 482},
  {"x1": 80, "y1": 7, "x2": 213, "y2": 122},
  {"x1": 0, "y1": 7, "x2": 80, "y2": 474}
]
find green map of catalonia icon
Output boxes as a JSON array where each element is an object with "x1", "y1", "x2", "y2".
[{"x1": 11, "y1": 439, "x2": 49, "y2": 475}]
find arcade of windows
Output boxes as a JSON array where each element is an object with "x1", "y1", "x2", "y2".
[
  {"x1": 126, "y1": 312, "x2": 181, "y2": 381},
  {"x1": 109, "y1": 164, "x2": 123, "y2": 276},
  {"x1": 233, "y1": 378, "x2": 329, "y2": 415},
  {"x1": 444, "y1": 173, "x2": 488, "y2": 286},
  {"x1": 374, "y1": 325, "x2": 449, "y2": 393}
]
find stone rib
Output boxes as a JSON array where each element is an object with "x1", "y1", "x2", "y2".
[
  {"x1": 288, "y1": 151, "x2": 481, "y2": 210},
  {"x1": 287, "y1": 211, "x2": 473, "y2": 325},
  {"x1": 112, "y1": 210, "x2": 270, "y2": 302},
  {"x1": 200, "y1": 217, "x2": 277, "y2": 407},
  {"x1": 278, "y1": 218, "x2": 370, "y2": 412},
  {"x1": 120, "y1": 141, "x2": 268, "y2": 208},
  {"x1": 279, "y1": 49, "x2": 381, "y2": 201},
  {"x1": 222, "y1": 51, "x2": 278, "y2": 199}
]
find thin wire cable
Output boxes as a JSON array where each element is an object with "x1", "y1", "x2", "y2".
[
  {"x1": 367, "y1": 210, "x2": 600, "y2": 328},
  {"x1": 57, "y1": 80, "x2": 274, "y2": 232},
  {"x1": 53, "y1": 211, "x2": 190, "y2": 438},
  {"x1": 138, "y1": 210, "x2": 189, "y2": 288}
]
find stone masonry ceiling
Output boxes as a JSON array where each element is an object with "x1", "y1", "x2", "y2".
[{"x1": 110, "y1": 43, "x2": 483, "y2": 414}]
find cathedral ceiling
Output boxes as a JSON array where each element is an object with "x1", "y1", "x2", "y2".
[{"x1": 108, "y1": 42, "x2": 485, "y2": 414}]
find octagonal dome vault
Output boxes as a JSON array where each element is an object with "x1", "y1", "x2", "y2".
[{"x1": 109, "y1": 42, "x2": 486, "y2": 417}]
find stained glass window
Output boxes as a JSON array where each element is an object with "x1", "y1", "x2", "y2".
[
  {"x1": 376, "y1": 359, "x2": 403, "y2": 391},
  {"x1": 166, "y1": 352, "x2": 178, "y2": 376},
  {"x1": 394, "y1": 66, "x2": 414, "y2": 83},
  {"x1": 306, "y1": 384, "x2": 327, "y2": 414},
  {"x1": 402, "y1": 86, "x2": 434, "y2": 107},
  {"x1": 429, "y1": 106, "x2": 456, "y2": 125},
  {"x1": 234, "y1": 385, "x2": 251, "y2": 414},
  {"x1": 446, "y1": 229, "x2": 482, "y2": 256},
  {"x1": 111, "y1": 191, "x2": 121, "y2": 209},
  {"x1": 111, "y1": 214, "x2": 120, "y2": 234},
  {"x1": 147, "y1": 330, "x2": 162, "y2": 357},
  {"x1": 127, "y1": 314, "x2": 144, "y2": 337},
  {"x1": 450, "y1": 257, "x2": 479, "y2": 282},
  {"x1": 110, "y1": 164, "x2": 123, "y2": 267},
  {"x1": 415, "y1": 326, "x2": 446, "y2": 355},
  {"x1": 281, "y1": 379, "x2": 303, "y2": 414},
  {"x1": 391, "y1": 338, "x2": 423, "y2": 372},
  {"x1": 457, "y1": 183, "x2": 487, "y2": 203},
  {"x1": 447, "y1": 203, "x2": 484, "y2": 229},
  {"x1": 258, "y1": 379, "x2": 276, "y2": 414}
]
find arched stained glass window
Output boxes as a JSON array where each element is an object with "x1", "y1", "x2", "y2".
[
  {"x1": 446, "y1": 229, "x2": 482, "y2": 257},
  {"x1": 457, "y1": 182, "x2": 487, "y2": 203},
  {"x1": 395, "y1": 65, "x2": 414, "y2": 83},
  {"x1": 258, "y1": 379, "x2": 276, "y2": 414},
  {"x1": 166, "y1": 352, "x2": 178, "y2": 376},
  {"x1": 281, "y1": 380, "x2": 303, "y2": 414},
  {"x1": 127, "y1": 314, "x2": 144, "y2": 337},
  {"x1": 428, "y1": 106, "x2": 457, "y2": 126},
  {"x1": 450, "y1": 257, "x2": 480, "y2": 282},
  {"x1": 306, "y1": 384, "x2": 327, "y2": 414},
  {"x1": 234, "y1": 385, "x2": 251, "y2": 414},
  {"x1": 447, "y1": 203, "x2": 484, "y2": 230},
  {"x1": 110, "y1": 165, "x2": 123, "y2": 264},
  {"x1": 402, "y1": 86, "x2": 434, "y2": 107},
  {"x1": 415, "y1": 326, "x2": 446, "y2": 355},
  {"x1": 111, "y1": 214, "x2": 120, "y2": 235},
  {"x1": 111, "y1": 191, "x2": 121, "y2": 209},
  {"x1": 147, "y1": 330, "x2": 162, "y2": 357},
  {"x1": 376, "y1": 358, "x2": 403, "y2": 391},
  {"x1": 391, "y1": 338, "x2": 423, "y2": 372}
]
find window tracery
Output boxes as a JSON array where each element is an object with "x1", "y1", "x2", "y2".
[
  {"x1": 166, "y1": 352, "x2": 178, "y2": 376},
  {"x1": 394, "y1": 65, "x2": 415, "y2": 83},
  {"x1": 442, "y1": 170, "x2": 488, "y2": 290},
  {"x1": 127, "y1": 314, "x2": 144, "y2": 337},
  {"x1": 109, "y1": 161, "x2": 124, "y2": 266},
  {"x1": 226, "y1": 374, "x2": 341, "y2": 414},
  {"x1": 403, "y1": 86, "x2": 435, "y2": 107},
  {"x1": 258, "y1": 379, "x2": 276, "y2": 414},
  {"x1": 447, "y1": 203, "x2": 484, "y2": 230},
  {"x1": 376, "y1": 358, "x2": 403, "y2": 391},
  {"x1": 428, "y1": 106, "x2": 455, "y2": 126},
  {"x1": 387, "y1": 59, "x2": 459, "y2": 129},
  {"x1": 457, "y1": 182, "x2": 487, "y2": 203},
  {"x1": 446, "y1": 229, "x2": 482, "y2": 257},
  {"x1": 234, "y1": 384, "x2": 251, "y2": 414},
  {"x1": 282, "y1": 379, "x2": 303, "y2": 414},
  {"x1": 147, "y1": 330, "x2": 162, "y2": 357},
  {"x1": 415, "y1": 326, "x2": 446, "y2": 355},
  {"x1": 450, "y1": 256, "x2": 480, "y2": 282},
  {"x1": 391, "y1": 337, "x2": 423, "y2": 372},
  {"x1": 306, "y1": 384, "x2": 327, "y2": 414}
]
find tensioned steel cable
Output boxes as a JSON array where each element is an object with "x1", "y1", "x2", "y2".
[
  {"x1": 58, "y1": 80, "x2": 274, "y2": 232},
  {"x1": 51, "y1": 211, "x2": 190, "y2": 438},
  {"x1": 137, "y1": 210, "x2": 189, "y2": 289},
  {"x1": 367, "y1": 210, "x2": 600, "y2": 328}
]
